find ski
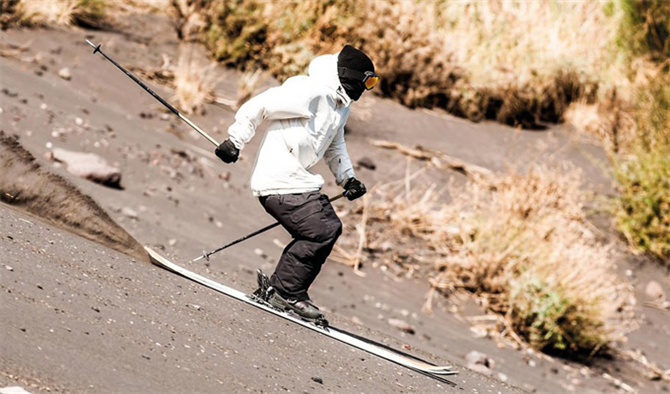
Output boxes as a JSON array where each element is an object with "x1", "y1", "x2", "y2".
[{"x1": 145, "y1": 247, "x2": 459, "y2": 382}]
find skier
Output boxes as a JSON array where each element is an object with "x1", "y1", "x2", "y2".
[{"x1": 214, "y1": 45, "x2": 378, "y2": 321}]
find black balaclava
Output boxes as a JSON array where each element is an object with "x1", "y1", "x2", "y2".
[{"x1": 338, "y1": 45, "x2": 374, "y2": 101}]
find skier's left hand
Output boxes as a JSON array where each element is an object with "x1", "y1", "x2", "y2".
[
  {"x1": 343, "y1": 177, "x2": 366, "y2": 201},
  {"x1": 215, "y1": 139, "x2": 240, "y2": 163}
]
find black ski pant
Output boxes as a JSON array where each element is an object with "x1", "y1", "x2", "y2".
[{"x1": 259, "y1": 191, "x2": 342, "y2": 301}]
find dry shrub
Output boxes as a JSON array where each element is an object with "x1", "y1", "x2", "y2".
[
  {"x1": 14, "y1": 0, "x2": 106, "y2": 28},
  {"x1": 183, "y1": 0, "x2": 627, "y2": 128},
  {"x1": 613, "y1": 74, "x2": 670, "y2": 262},
  {"x1": 236, "y1": 68, "x2": 265, "y2": 107},
  {"x1": 172, "y1": 44, "x2": 219, "y2": 115},
  {"x1": 0, "y1": 0, "x2": 22, "y2": 28},
  {"x1": 343, "y1": 165, "x2": 632, "y2": 355}
]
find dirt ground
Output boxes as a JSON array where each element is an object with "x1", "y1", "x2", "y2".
[{"x1": 1, "y1": 9, "x2": 668, "y2": 394}]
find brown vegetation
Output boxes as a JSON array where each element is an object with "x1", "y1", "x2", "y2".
[
  {"x1": 0, "y1": 0, "x2": 107, "y2": 29},
  {"x1": 338, "y1": 163, "x2": 633, "y2": 355},
  {"x1": 174, "y1": 1, "x2": 624, "y2": 128},
  {"x1": 172, "y1": 44, "x2": 219, "y2": 115}
]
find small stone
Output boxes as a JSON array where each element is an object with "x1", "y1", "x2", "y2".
[
  {"x1": 465, "y1": 350, "x2": 494, "y2": 375},
  {"x1": 498, "y1": 372, "x2": 508, "y2": 382},
  {"x1": 311, "y1": 377, "x2": 323, "y2": 384},
  {"x1": 219, "y1": 172, "x2": 231, "y2": 181},
  {"x1": 75, "y1": 117, "x2": 84, "y2": 126},
  {"x1": 5, "y1": 265, "x2": 14, "y2": 271},
  {"x1": 168, "y1": 239, "x2": 177, "y2": 246},
  {"x1": 121, "y1": 207, "x2": 138, "y2": 220},
  {"x1": 351, "y1": 316, "x2": 362, "y2": 325},
  {"x1": 645, "y1": 280, "x2": 665, "y2": 300},
  {"x1": 254, "y1": 248, "x2": 268, "y2": 259},
  {"x1": 357, "y1": 156, "x2": 376, "y2": 170},
  {"x1": 387, "y1": 318, "x2": 415, "y2": 335},
  {"x1": 58, "y1": 67, "x2": 71, "y2": 80}
]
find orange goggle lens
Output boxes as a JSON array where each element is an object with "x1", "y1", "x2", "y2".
[{"x1": 364, "y1": 75, "x2": 379, "y2": 90}]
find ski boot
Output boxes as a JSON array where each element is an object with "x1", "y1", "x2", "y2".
[{"x1": 252, "y1": 269, "x2": 329, "y2": 328}]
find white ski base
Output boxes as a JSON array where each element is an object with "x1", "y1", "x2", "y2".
[{"x1": 145, "y1": 246, "x2": 459, "y2": 380}]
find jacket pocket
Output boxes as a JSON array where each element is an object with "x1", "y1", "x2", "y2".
[{"x1": 290, "y1": 199, "x2": 324, "y2": 224}]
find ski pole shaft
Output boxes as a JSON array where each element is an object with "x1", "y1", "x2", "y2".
[
  {"x1": 85, "y1": 40, "x2": 220, "y2": 147},
  {"x1": 194, "y1": 193, "x2": 346, "y2": 262}
]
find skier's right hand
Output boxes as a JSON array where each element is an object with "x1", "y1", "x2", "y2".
[{"x1": 215, "y1": 139, "x2": 240, "y2": 163}]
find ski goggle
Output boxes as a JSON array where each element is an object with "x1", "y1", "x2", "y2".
[{"x1": 338, "y1": 67, "x2": 379, "y2": 90}]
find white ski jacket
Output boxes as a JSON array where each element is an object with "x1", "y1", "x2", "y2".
[{"x1": 227, "y1": 53, "x2": 356, "y2": 197}]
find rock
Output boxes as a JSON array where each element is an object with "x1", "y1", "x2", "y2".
[
  {"x1": 388, "y1": 318, "x2": 415, "y2": 334},
  {"x1": 49, "y1": 148, "x2": 123, "y2": 189},
  {"x1": 310, "y1": 377, "x2": 323, "y2": 384},
  {"x1": 254, "y1": 248, "x2": 269, "y2": 260},
  {"x1": 219, "y1": 171, "x2": 231, "y2": 181},
  {"x1": 465, "y1": 350, "x2": 494, "y2": 375},
  {"x1": 121, "y1": 207, "x2": 138, "y2": 220},
  {"x1": 5, "y1": 265, "x2": 13, "y2": 271},
  {"x1": 58, "y1": 67, "x2": 71, "y2": 80},
  {"x1": 2, "y1": 88, "x2": 18, "y2": 97},
  {"x1": 357, "y1": 156, "x2": 376, "y2": 170},
  {"x1": 645, "y1": 280, "x2": 665, "y2": 300}
]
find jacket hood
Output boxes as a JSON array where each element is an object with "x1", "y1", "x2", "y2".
[{"x1": 308, "y1": 53, "x2": 352, "y2": 106}]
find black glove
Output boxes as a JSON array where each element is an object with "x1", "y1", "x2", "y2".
[
  {"x1": 343, "y1": 177, "x2": 366, "y2": 201},
  {"x1": 215, "y1": 139, "x2": 239, "y2": 163}
]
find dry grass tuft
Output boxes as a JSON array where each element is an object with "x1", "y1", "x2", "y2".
[
  {"x1": 14, "y1": 0, "x2": 106, "y2": 28},
  {"x1": 340, "y1": 164, "x2": 633, "y2": 355},
  {"x1": 236, "y1": 68, "x2": 266, "y2": 107},
  {"x1": 182, "y1": 0, "x2": 628, "y2": 129},
  {"x1": 172, "y1": 45, "x2": 219, "y2": 115}
]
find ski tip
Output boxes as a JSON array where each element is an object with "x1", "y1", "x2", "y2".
[{"x1": 144, "y1": 246, "x2": 169, "y2": 267}]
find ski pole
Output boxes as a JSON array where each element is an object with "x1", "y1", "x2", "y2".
[
  {"x1": 85, "y1": 40, "x2": 220, "y2": 147},
  {"x1": 193, "y1": 193, "x2": 346, "y2": 262}
]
